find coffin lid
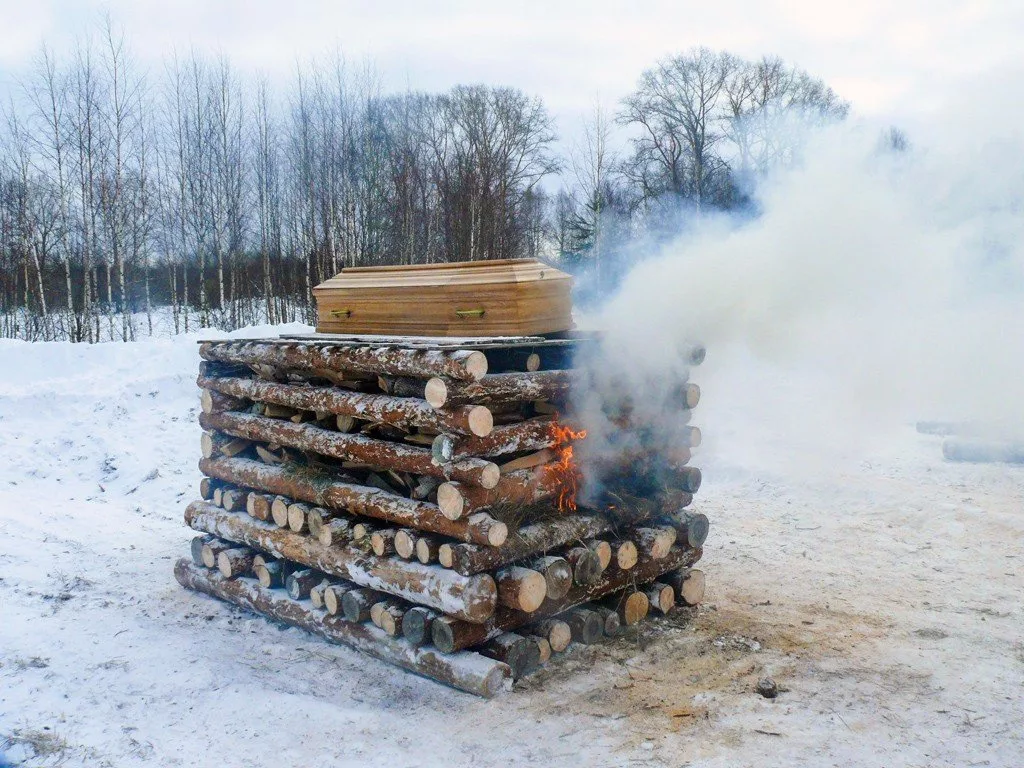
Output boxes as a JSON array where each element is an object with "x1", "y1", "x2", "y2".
[{"x1": 313, "y1": 258, "x2": 571, "y2": 292}]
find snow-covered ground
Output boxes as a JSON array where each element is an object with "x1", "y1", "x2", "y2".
[{"x1": 1, "y1": 328, "x2": 1021, "y2": 767}]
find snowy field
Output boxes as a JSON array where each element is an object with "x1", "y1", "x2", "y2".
[{"x1": 0, "y1": 327, "x2": 1021, "y2": 767}]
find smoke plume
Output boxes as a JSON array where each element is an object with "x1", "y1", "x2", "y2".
[{"x1": 576, "y1": 78, "x2": 1024, "y2": 486}]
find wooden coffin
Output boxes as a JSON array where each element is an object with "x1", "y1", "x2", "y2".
[{"x1": 313, "y1": 259, "x2": 574, "y2": 337}]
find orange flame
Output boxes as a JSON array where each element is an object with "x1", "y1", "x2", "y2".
[{"x1": 546, "y1": 420, "x2": 587, "y2": 513}]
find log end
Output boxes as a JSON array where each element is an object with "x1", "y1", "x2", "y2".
[
  {"x1": 465, "y1": 351, "x2": 488, "y2": 381},
  {"x1": 467, "y1": 406, "x2": 494, "y2": 438},
  {"x1": 683, "y1": 512, "x2": 710, "y2": 549},
  {"x1": 436, "y1": 482, "x2": 465, "y2": 520},
  {"x1": 425, "y1": 378, "x2": 448, "y2": 409},
  {"x1": 622, "y1": 591, "x2": 650, "y2": 625},
  {"x1": 680, "y1": 569, "x2": 706, "y2": 606},
  {"x1": 479, "y1": 462, "x2": 501, "y2": 490}
]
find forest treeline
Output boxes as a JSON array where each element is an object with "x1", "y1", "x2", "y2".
[{"x1": 0, "y1": 19, "x2": 848, "y2": 341}]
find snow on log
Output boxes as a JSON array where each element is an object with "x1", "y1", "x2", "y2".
[
  {"x1": 198, "y1": 456, "x2": 506, "y2": 547},
  {"x1": 184, "y1": 501, "x2": 498, "y2": 624},
  {"x1": 430, "y1": 545, "x2": 703, "y2": 652},
  {"x1": 423, "y1": 371, "x2": 575, "y2": 409},
  {"x1": 173, "y1": 559, "x2": 510, "y2": 697},
  {"x1": 199, "y1": 340, "x2": 488, "y2": 382},
  {"x1": 438, "y1": 501, "x2": 702, "y2": 575},
  {"x1": 436, "y1": 468, "x2": 564, "y2": 520},
  {"x1": 200, "y1": 411, "x2": 499, "y2": 488},
  {"x1": 198, "y1": 374, "x2": 492, "y2": 437}
]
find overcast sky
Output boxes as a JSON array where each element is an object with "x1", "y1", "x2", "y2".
[{"x1": 0, "y1": 0, "x2": 1020, "y2": 137}]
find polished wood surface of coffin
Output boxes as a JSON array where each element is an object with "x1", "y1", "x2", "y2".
[{"x1": 313, "y1": 259, "x2": 574, "y2": 336}]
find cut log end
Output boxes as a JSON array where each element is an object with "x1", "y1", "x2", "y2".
[
  {"x1": 464, "y1": 351, "x2": 488, "y2": 381},
  {"x1": 467, "y1": 406, "x2": 494, "y2": 437},
  {"x1": 497, "y1": 567, "x2": 548, "y2": 613},
  {"x1": 680, "y1": 569, "x2": 706, "y2": 606},
  {"x1": 615, "y1": 541, "x2": 639, "y2": 570},
  {"x1": 436, "y1": 482, "x2": 465, "y2": 520},
  {"x1": 424, "y1": 378, "x2": 448, "y2": 409}
]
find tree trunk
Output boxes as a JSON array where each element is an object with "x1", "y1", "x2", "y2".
[
  {"x1": 430, "y1": 545, "x2": 702, "y2": 653},
  {"x1": 199, "y1": 411, "x2": 499, "y2": 488},
  {"x1": 184, "y1": 501, "x2": 498, "y2": 624},
  {"x1": 198, "y1": 456, "x2": 507, "y2": 546},
  {"x1": 174, "y1": 559, "x2": 510, "y2": 697},
  {"x1": 198, "y1": 373, "x2": 493, "y2": 437},
  {"x1": 200, "y1": 341, "x2": 487, "y2": 382},
  {"x1": 423, "y1": 371, "x2": 574, "y2": 409}
]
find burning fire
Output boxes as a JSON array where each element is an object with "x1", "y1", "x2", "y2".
[{"x1": 546, "y1": 419, "x2": 587, "y2": 512}]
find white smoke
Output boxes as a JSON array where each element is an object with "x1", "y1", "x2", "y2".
[{"x1": 580, "y1": 75, "x2": 1024, "y2": 483}]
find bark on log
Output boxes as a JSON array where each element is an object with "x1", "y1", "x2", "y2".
[
  {"x1": 402, "y1": 606, "x2": 441, "y2": 647},
  {"x1": 665, "y1": 568, "x2": 706, "y2": 606},
  {"x1": 423, "y1": 371, "x2": 575, "y2": 409},
  {"x1": 246, "y1": 492, "x2": 273, "y2": 522},
  {"x1": 343, "y1": 588, "x2": 387, "y2": 623},
  {"x1": 441, "y1": 417, "x2": 568, "y2": 460},
  {"x1": 634, "y1": 527, "x2": 678, "y2": 560},
  {"x1": 185, "y1": 501, "x2": 498, "y2": 623},
  {"x1": 530, "y1": 619, "x2": 571, "y2": 653},
  {"x1": 645, "y1": 582, "x2": 676, "y2": 614},
  {"x1": 477, "y1": 632, "x2": 540, "y2": 680},
  {"x1": 601, "y1": 590, "x2": 650, "y2": 626},
  {"x1": 436, "y1": 468, "x2": 564, "y2": 519},
  {"x1": 201, "y1": 539, "x2": 232, "y2": 569},
  {"x1": 200, "y1": 411, "x2": 500, "y2": 488},
  {"x1": 323, "y1": 582, "x2": 356, "y2": 616},
  {"x1": 286, "y1": 569, "x2": 322, "y2": 600},
  {"x1": 199, "y1": 373, "x2": 493, "y2": 437},
  {"x1": 591, "y1": 606, "x2": 622, "y2": 637},
  {"x1": 566, "y1": 547, "x2": 603, "y2": 586},
  {"x1": 174, "y1": 559, "x2": 510, "y2": 698},
  {"x1": 430, "y1": 545, "x2": 702, "y2": 652},
  {"x1": 200, "y1": 388, "x2": 247, "y2": 414},
  {"x1": 217, "y1": 547, "x2": 255, "y2": 579},
  {"x1": 565, "y1": 609, "x2": 603, "y2": 644},
  {"x1": 199, "y1": 341, "x2": 488, "y2": 382},
  {"x1": 527, "y1": 556, "x2": 572, "y2": 601},
  {"x1": 199, "y1": 456, "x2": 507, "y2": 547},
  {"x1": 191, "y1": 535, "x2": 214, "y2": 566},
  {"x1": 531, "y1": 635, "x2": 552, "y2": 664},
  {"x1": 439, "y1": 506, "x2": 683, "y2": 576}
]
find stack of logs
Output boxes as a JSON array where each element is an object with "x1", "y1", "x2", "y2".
[{"x1": 175, "y1": 336, "x2": 708, "y2": 697}]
